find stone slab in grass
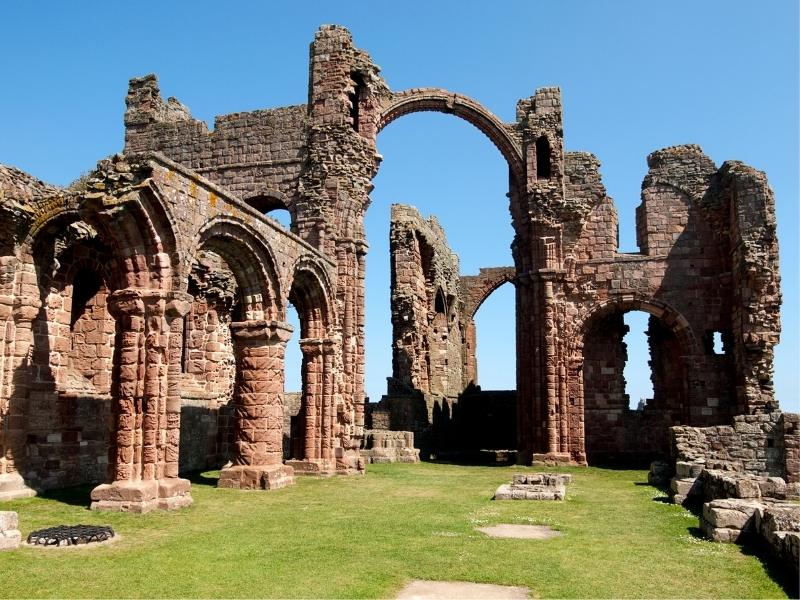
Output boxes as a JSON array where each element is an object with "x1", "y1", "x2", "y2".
[
  {"x1": 396, "y1": 580, "x2": 529, "y2": 599},
  {"x1": 476, "y1": 524, "x2": 562, "y2": 539}
]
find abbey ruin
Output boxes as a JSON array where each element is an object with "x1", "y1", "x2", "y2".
[{"x1": 0, "y1": 25, "x2": 795, "y2": 512}]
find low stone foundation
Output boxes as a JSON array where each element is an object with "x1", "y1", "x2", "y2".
[
  {"x1": 701, "y1": 498, "x2": 800, "y2": 583},
  {"x1": 494, "y1": 473, "x2": 571, "y2": 501},
  {"x1": 90, "y1": 478, "x2": 193, "y2": 513},
  {"x1": 360, "y1": 430, "x2": 420, "y2": 464},
  {"x1": 217, "y1": 464, "x2": 295, "y2": 490},
  {"x1": 0, "y1": 511, "x2": 21, "y2": 551},
  {"x1": 284, "y1": 458, "x2": 337, "y2": 476},
  {"x1": 698, "y1": 469, "x2": 800, "y2": 502}
]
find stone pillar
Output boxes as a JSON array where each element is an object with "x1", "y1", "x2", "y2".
[
  {"x1": 286, "y1": 338, "x2": 337, "y2": 475},
  {"x1": 567, "y1": 356, "x2": 587, "y2": 464},
  {"x1": 321, "y1": 339, "x2": 336, "y2": 461},
  {"x1": 531, "y1": 270, "x2": 571, "y2": 466},
  {"x1": 0, "y1": 296, "x2": 38, "y2": 501},
  {"x1": 353, "y1": 241, "x2": 367, "y2": 436},
  {"x1": 218, "y1": 319, "x2": 295, "y2": 490},
  {"x1": 90, "y1": 289, "x2": 192, "y2": 512}
]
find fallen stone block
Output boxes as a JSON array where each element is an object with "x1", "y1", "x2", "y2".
[
  {"x1": 700, "y1": 498, "x2": 764, "y2": 542},
  {"x1": 494, "y1": 473, "x2": 569, "y2": 501}
]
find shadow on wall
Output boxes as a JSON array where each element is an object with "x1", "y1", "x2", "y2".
[
  {"x1": 366, "y1": 383, "x2": 516, "y2": 462},
  {"x1": 6, "y1": 225, "x2": 116, "y2": 494}
]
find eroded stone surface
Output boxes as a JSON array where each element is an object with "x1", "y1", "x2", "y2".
[
  {"x1": 0, "y1": 511, "x2": 21, "y2": 551},
  {"x1": 0, "y1": 24, "x2": 790, "y2": 509},
  {"x1": 495, "y1": 473, "x2": 570, "y2": 501}
]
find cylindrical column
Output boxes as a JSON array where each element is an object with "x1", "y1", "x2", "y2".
[
  {"x1": 107, "y1": 289, "x2": 146, "y2": 483},
  {"x1": 299, "y1": 339, "x2": 323, "y2": 460},
  {"x1": 219, "y1": 319, "x2": 295, "y2": 491},
  {"x1": 543, "y1": 279, "x2": 559, "y2": 454},
  {"x1": 164, "y1": 294, "x2": 192, "y2": 478}
]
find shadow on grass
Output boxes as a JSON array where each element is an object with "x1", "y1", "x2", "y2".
[
  {"x1": 184, "y1": 470, "x2": 220, "y2": 487},
  {"x1": 38, "y1": 483, "x2": 94, "y2": 508},
  {"x1": 689, "y1": 523, "x2": 800, "y2": 598},
  {"x1": 425, "y1": 458, "x2": 513, "y2": 468},
  {"x1": 740, "y1": 541, "x2": 798, "y2": 598}
]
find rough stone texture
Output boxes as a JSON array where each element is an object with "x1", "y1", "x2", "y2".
[
  {"x1": 494, "y1": 472, "x2": 570, "y2": 501},
  {"x1": 755, "y1": 503, "x2": 800, "y2": 584},
  {"x1": 360, "y1": 430, "x2": 420, "y2": 464},
  {"x1": 701, "y1": 497, "x2": 800, "y2": 582},
  {"x1": 701, "y1": 498, "x2": 765, "y2": 542},
  {"x1": 698, "y1": 469, "x2": 799, "y2": 502},
  {"x1": 0, "y1": 511, "x2": 21, "y2": 551},
  {"x1": 0, "y1": 25, "x2": 788, "y2": 506}
]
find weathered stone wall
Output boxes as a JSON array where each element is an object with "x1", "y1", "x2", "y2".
[
  {"x1": 124, "y1": 76, "x2": 306, "y2": 213},
  {"x1": 389, "y1": 204, "x2": 465, "y2": 406},
  {"x1": 671, "y1": 412, "x2": 799, "y2": 481},
  {"x1": 0, "y1": 25, "x2": 786, "y2": 506}
]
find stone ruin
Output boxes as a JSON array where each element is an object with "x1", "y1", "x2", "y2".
[
  {"x1": 0, "y1": 25, "x2": 794, "y2": 514},
  {"x1": 494, "y1": 473, "x2": 572, "y2": 501},
  {"x1": 0, "y1": 511, "x2": 21, "y2": 551}
]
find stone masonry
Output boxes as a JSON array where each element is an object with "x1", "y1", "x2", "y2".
[{"x1": 0, "y1": 25, "x2": 792, "y2": 510}]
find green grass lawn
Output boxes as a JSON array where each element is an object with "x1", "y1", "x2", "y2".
[{"x1": 0, "y1": 463, "x2": 790, "y2": 598}]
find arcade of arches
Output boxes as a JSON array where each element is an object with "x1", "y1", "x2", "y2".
[{"x1": 0, "y1": 25, "x2": 794, "y2": 511}]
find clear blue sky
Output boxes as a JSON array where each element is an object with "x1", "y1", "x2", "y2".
[{"x1": 1, "y1": 1, "x2": 797, "y2": 412}]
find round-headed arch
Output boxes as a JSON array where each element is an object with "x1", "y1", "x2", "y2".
[
  {"x1": 288, "y1": 255, "x2": 335, "y2": 340},
  {"x1": 573, "y1": 294, "x2": 699, "y2": 357},
  {"x1": 462, "y1": 267, "x2": 517, "y2": 320},
  {"x1": 192, "y1": 217, "x2": 284, "y2": 321},
  {"x1": 378, "y1": 88, "x2": 525, "y2": 189}
]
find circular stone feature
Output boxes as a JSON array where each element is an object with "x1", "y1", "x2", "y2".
[
  {"x1": 27, "y1": 524, "x2": 114, "y2": 547},
  {"x1": 476, "y1": 524, "x2": 561, "y2": 539}
]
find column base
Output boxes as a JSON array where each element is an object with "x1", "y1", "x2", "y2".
[
  {"x1": 0, "y1": 473, "x2": 37, "y2": 501},
  {"x1": 90, "y1": 478, "x2": 193, "y2": 513},
  {"x1": 335, "y1": 449, "x2": 366, "y2": 475},
  {"x1": 531, "y1": 452, "x2": 576, "y2": 466},
  {"x1": 218, "y1": 464, "x2": 295, "y2": 490},
  {"x1": 285, "y1": 458, "x2": 337, "y2": 476}
]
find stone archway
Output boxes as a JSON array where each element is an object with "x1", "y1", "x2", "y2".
[
  {"x1": 190, "y1": 220, "x2": 296, "y2": 491},
  {"x1": 571, "y1": 296, "x2": 700, "y2": 464},
  {"x1": 377, "y1": 89, "x2": 525, "y2": 190},
  {"x1": 285, "y1": 257, "x2": 341, "y2": 475}
]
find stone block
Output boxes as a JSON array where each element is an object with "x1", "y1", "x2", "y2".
[{"x1": 0, "y1": 511, "x2": 19, "y2": 532}]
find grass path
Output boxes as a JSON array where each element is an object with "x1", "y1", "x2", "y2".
[{"x1": 0, "y1": 463, "x2": 789, "y2": 598}]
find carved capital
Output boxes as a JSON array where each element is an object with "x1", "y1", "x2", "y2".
[
  {"x1": 165, "y1": 291, "x2": 193, "y2": 318},
  {"x1": 299, "y1": 337, "x2": 337, "y2": 357},
  {"x1": 107, "y1": 289, "x2": 145, "y2": 318}
]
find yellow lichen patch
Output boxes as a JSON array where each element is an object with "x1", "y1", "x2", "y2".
[
  {"x1": 209, "y1": 192, "x2": 218, "y2": 209},
  {"x1": 189, "y1": 180, "x2": 197, "y2": 198}
]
